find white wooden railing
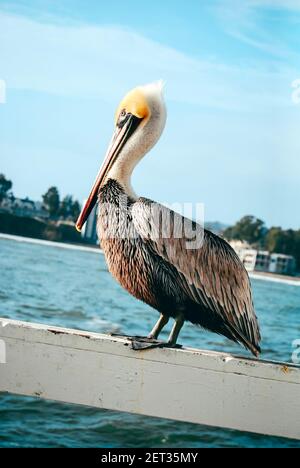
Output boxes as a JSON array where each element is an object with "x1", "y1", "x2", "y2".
[{"x1": 0, "y1": 318, "x2": 299, "y2": 440}]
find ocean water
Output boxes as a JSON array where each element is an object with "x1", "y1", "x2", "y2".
[{"x1": 0, "y1": 237, "x2": 299, "y2": 448}]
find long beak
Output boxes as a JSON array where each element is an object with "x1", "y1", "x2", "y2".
[{"x1": 76, "y1": 114, "x2": 141, "y2": 232}]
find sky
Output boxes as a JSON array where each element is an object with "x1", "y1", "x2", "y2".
[{"x1": 0, "y1": 0, "x2": 299, "y2": 229}]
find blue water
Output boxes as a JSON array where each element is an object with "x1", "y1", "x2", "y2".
[{"x1": 0, "y1": 237, "x2": 299, "y2": 447}]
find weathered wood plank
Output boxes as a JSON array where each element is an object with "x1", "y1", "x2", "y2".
[{"x1": 0, "y1": 318, "x2": 299, "y2": 440}]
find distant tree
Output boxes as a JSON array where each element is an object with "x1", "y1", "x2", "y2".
[
  {"x1": 58, "y1": 195, "x2": 81, "y2": 221},
  {"x1": 58, "y1": 195, "x2": 73, "y2": 219},
  {"x1": 223, "y1": 215, "x2": 266, "y2": 245},
  {"x1": 71, "y1": 200, "x2": 81, "y2": 220},
  {"x1": 293, "y1": 230, "x2": 300, "y2": 271},
  {"x1": 0, "y1": 173, "x2": 12, "y2": 203},
  {"x1": 265, "y1": 227, "x2": 285, "y2": 253},
  {"x1": 224, "y1": 215, "x2": 300, "y2": 271},
  {"x1": 42, "y1": 186, "x2": 60, "y2": 217},
  {"x1": 265, "y1": 227, "x2": 300, "y2": 270}
]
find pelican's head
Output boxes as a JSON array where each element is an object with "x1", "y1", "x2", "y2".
[{"x1": 76, "y1": 81, "x2": 166, "y2": 232}]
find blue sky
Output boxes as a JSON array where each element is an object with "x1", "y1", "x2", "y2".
[{"x1": 0, "y1": 0, "x2": 299, "y2": 228}]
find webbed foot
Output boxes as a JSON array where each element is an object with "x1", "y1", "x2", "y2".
[
  {"x1": 131, "y1": 338, "x2": 183, "y2": 350},
  {"x1": 110, "y1": 333, "x2": 148, "y2": 340},
  {"x1": 110, "y1": 332, "x2": 182, "y2": 351},
  {"x1": 131, "y1": 337, "x2": 166, "y2": 350},
  {"x1": 110, "y1": 333, "x2": 161, "y2": 348}
]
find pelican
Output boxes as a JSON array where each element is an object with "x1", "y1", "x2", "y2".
[{"x1": 76, "y1": 82, "x2": 261, "y2": 356}]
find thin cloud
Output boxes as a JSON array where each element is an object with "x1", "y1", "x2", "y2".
[
  {"x1": 249, "y1": 0, "x2": 300, "y2": 10},
  {"x1": 214, "y1": 0, "x2": 300, "y2": 60},
  {"x1": 0, "y1": 11, "x2": 296, "y2": 111}
]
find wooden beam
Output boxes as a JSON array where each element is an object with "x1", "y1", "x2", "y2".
[{"x1": 0, "y1": 318, "x2": 299, "y2": 440}]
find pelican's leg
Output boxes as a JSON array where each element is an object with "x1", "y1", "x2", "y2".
[
  {"x1": 112, "y1": 314, "x2": 169, "y2": 346},
  {"x1": 132, "y1": 314, "x2": 184, "y2": 350},
  {"x1": 131, "y1": 314, "x2": 169, "y2": 350},
  {"x1": 148, "y1": 314, "x2": 169, "y2": 339},
  {"x1": 167, "y1": 314, "x2": 184, "y2": 347}
]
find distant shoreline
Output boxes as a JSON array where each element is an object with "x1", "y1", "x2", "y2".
[
  {"x1": 1, "y1": 232, "x2": 300, "y2": 287},
  {"x1": 248, "y1": 271, "x2": 300, "y2": 286},
  {"x1": 0, "y1": 232, "x2": 100, "y2": 254}
]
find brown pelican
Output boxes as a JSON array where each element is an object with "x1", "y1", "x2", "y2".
[{"x1": 76, "y1": 82, "x2": 261, "y2": 356}]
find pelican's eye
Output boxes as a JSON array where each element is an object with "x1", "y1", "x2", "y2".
[{"x1": 117, "y1": 109, "x2": 131, "y2": 128}]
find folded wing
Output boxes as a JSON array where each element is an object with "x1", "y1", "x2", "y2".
[{"x1": 132, "y1": 198, "x2": 261, "y2": 355}]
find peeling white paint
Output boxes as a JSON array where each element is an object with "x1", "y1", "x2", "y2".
[{"x1": 223, "y1": 356, "x2": 233, "y2": 363}]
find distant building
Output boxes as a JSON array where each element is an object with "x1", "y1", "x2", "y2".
[
  {"x1": 0, "y1": 195, "x2": 48, "y2": 219},
  {"x1": 229, "y1": 240, "x2": 296, "y2": 276},
  {"x1": 240, "y1": 248, "x2": 258, "y2": 272},
  {"x1": 229, "y1": 240, "x2": 250, "y2": 258},
  {"x1": 81, "y1": 202, "x2": 98, "y2": 244},
  {"x1": 269, "y1": 253, "x2": 296, "y2": 275},
  {"x1": 254, "y1": 251, "x2": 270, "y2": 272}
]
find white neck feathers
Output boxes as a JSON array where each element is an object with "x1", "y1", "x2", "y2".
[{"x1": 107, "y1": 83, "x2": 167, "y2": 199}]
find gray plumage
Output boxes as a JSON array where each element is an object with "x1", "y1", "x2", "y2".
[{"x1": 98, "y1": 179, "x2": 261, "y2": 356}]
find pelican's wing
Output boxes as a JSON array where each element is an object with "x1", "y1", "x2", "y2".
[{"x1": 132, "y1": 198, "x2": 261, "y2": 355}]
